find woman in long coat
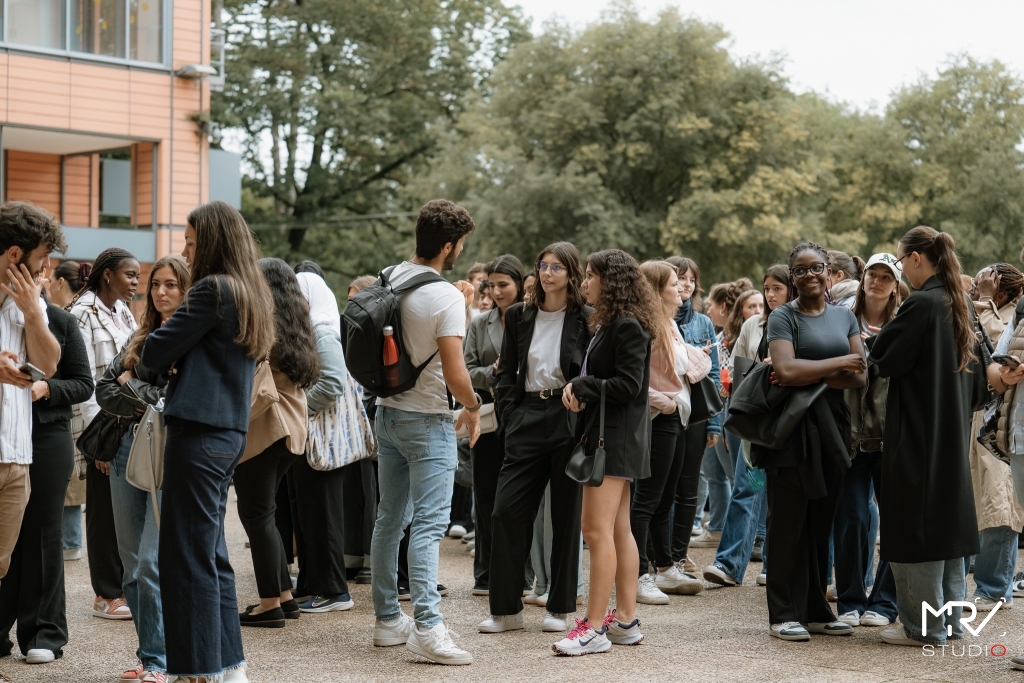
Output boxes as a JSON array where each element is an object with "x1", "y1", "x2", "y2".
[{"x1": 868, "y1": 226, "x2": 979, "y2": 646}]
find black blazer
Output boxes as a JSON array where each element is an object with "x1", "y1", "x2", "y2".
[
  {"x1": 96, "y1": 335, "x2": 167, "y2": 420},
  {"x1": 571, "y1": 316, "x2": 652, "y2": 480},
  {"x1": 495, "y1": 302, "x2": 592, "y2": 423},
  {"x1": 34, "y1": 302, "x2": 94, "y2": 424},
  {"x1": 141, "y1": 276, "x2": 257, "y2": 433}
]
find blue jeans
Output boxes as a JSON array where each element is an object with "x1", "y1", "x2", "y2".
[
  {"x1": 62, "y1": 505, "x2": 82, "y2": 550},
  {"x1": 532, "y1": 484, "x2": 584, "y2": 596},
  {"x1": 969, "y1": 526, "x2": 1018, "y2": 602},
  {"x1": 833, "y1": 451, "x2": 897, "y2": 620},
  {"x1": 891, "y1": 559, "x2": 967, "y2": 643},
  {"x1": 160, "y1": 418, "x2": 246, "y2": 677},
  {"x1": 371, "y1": 407, "x2": 456, "y2": 628},
  {"x1": 110, "y1": 431, "x2": 165, "y2": 673},
  {"x1": 713, "y1": 438, "x2": 768, "y2": 583},
  {"x1": 698, "y1": 438, "x2": 733, "y2": 532}
]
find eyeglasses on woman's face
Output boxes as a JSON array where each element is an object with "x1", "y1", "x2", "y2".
[
  {"x1": 536, "y1": 261, "x2": 565, "y2": 275},
  {"x1": 791, "y1": 262, "x2": 826, "y2": 279}
]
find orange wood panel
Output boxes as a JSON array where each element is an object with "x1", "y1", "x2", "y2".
[
  {"x1": 135, "y1": 143, "x2": 155, "y2": 227},
  {"x1": 6, "y1": 151, "x2": 61, "y2": 215},
  {"x1": 0, "y1": 55, "x2": 9, "y2": 122},
  {"x1": 70, "y1": 63, "x2": 131, "y2": 134},
  {"x1": 6, "y1": 56, "x2": 70, "y2": 128},
  {"x1": 173, "y1": 0, "x2": 204, "y2": 66},
  {"x1": 90, "y1": 155, "x2": 100, "y2": 228},
  {"x1": 63, "y1": 156, "x2": 92, "y2": 227}
]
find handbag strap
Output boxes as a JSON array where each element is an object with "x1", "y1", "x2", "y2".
[
  {"x1": 784, "y1": 301, "x2": 802, "y2": 361},
  {"x1": 597, "y1": 380, "x2": 606, "y2": 447}
]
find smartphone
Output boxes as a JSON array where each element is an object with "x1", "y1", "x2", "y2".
[
  {"x1": 993, "y1": 354, "x2": 1021, "y2": 369},
  {"x1": 18, "y1": 363, "x2": 44, "y2": 382}
]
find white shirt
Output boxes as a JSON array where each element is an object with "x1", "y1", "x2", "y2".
[
  {"x1": 0, "y1": 296, "x2": 49, "y2": 464},
  {"x1": 71, "y1": 291, "x2": 137, "y2": 428},
  {"x1": 525, "y1": 307, "x2": 567, "y2": 392},
  {"x1": 377, "y1": 262, "x2": 466, "y2": 415}
]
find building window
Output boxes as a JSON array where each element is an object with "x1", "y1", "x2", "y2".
[
  {"x1": 2, "y1": 0, "x2": 164, "y2": 64},
  {"x1": 8, "y1": 0, "x2": 64, "y2": 49}
]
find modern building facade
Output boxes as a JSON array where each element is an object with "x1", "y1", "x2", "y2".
[{"x1": 0, "y1": 0, "x2": 237, "y2": 273}]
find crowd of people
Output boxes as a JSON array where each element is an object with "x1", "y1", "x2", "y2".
[{"x1": 0, "y1": 195, "x2": 1022, "y2": 680}]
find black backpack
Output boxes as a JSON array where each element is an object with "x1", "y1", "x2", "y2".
[{"x1": 341, "y1": 265, "x2": 449, "y2": 398}]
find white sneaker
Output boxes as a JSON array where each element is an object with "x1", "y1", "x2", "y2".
[
  {"x1": 222, "y1": 664, "x2": 249, "y2": 683},
  {"x1": 807, "y1": 620, "x2": 854, "y2": 636},
  {"x1": 703, "y1": 563, "x2": 738, "y2": 587},
  {"x1": 860, "y1": 610, "x2": 892, "y2": 627},
  {"x1": 636, "y1": 574, "x2": 669, "y2": 605},
  {"x1": 837, "y1": 611, "x2": 860, "y2": 627},
  {"x1": 552, "y1": 619, "x2": 611, "y2": 656},
  {"x1": 448, "y1": 524, "x2": 467, "y2": 539},
  {"x1": 373, "y1": 612, "x2": 415, "y2": 646},
  {"x1": 690, "y1": 530, "x2": 721, "y2": 548},
  {"x1": 606, "y1": 616, "x2": 644, "y2": 645},
  {"x1": 655, "y1": 566, "x2": 703, "y2": 595},
  {"x1": 770, "y1": 622, "x2": 809, "y2": 641},
  {"x1": 975, "y1": 596, "x2": 1011, "y2": 611},
  {"x1": 406, "y1": 623, "x2": 472, "y2": 665},
  {"x1": 63, "y1": 548, "x2": 82, "y2": 561},
  {"x1": 756, "y1": 571, "x2": 767, "y2": 586},
  {"x1": 477, "y1": 611, "x2": 524, "y2": 633},
  {"x1": 523, "y1": 591, "x2": 547, "y2": 606},
  {"x1": 676, "y1": 557, "x2": 698, "y2": 575},
  {"x1": 25, "y1": 648, "x2": 55, "y2": 664},
  {"x1": 880, "y1": 627, "x2": 921, "y2": 646},
  {"x1": 542, "y1": 612, "x2": 567, "y2": 631}
]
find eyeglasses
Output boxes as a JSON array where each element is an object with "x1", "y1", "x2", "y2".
[
  {"x1": 536, "y1": 261, "x2": 565, "y2": 275},
  {"x1": 895, "y1": 253, "x2": 911, "y2": 266},
  {"x1": 791, "y1": 263, "x2": 826, "y2": 279}
]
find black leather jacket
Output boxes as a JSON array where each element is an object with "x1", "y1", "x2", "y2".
[
  {"x1": 95, "y1": 333, "x2": 168, "y2": 422},
  {"x1": 847, "y1": 364, "x2": 888, "y2": 454}
]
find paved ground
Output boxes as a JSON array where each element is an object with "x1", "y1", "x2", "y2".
[{"x1": 4, "y1": 495, "x2": 1024, "y2": 682}]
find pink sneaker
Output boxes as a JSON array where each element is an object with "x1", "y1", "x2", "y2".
[
  {"x1": 120, "y1": 665, "x2": 144, "y2": 682},
  {"x1": 94, "y1": 596, "x2": 132, "y2": 620}
]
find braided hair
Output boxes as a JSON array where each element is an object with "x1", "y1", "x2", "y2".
[
  {"x1": 787, "y1": 242, "x2": 831, "y2": 303},
  {"x1": 992, "y1": 263, "x2": 1024, "y2": 307},
  {"x1": 66, "y1": 248, "x2": 136, "y2": 311}
]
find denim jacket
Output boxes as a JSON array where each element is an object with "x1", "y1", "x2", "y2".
[{"x1": 675, "y1": 310, "x2": 722, "y2": 435}]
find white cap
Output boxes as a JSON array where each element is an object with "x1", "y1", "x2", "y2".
[{"x1": 865, "y1": 252, "x2": 902, "y2": 281}]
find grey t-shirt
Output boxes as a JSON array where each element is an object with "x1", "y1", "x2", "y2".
[{"x1": 766, "y1": 302, "x2": 859, "y2": 361}]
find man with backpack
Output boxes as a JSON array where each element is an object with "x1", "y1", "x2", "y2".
[{"x1": 358, "y1": 199, "x2": 481, "y2": 665}]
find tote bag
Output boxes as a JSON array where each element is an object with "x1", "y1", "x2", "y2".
[
  {"x1": 126, "y1": 400, "x2": 166, "y2": 530},
  {"x1": 306, "y1": 380, "x2": 376, "y2": 471}
]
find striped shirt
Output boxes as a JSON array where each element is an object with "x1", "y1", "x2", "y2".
[{"x1": 0, "y1": 295, "x2": 48, "y2": 464}]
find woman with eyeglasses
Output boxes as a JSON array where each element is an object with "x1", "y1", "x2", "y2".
[
  {"x1": 756, "y1": 242, "x2": 866, "y2": 642},
  {"x1": 477, "y1": 242, "x2": 592, "y2": 636}
]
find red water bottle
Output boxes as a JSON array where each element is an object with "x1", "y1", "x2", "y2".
[
  {"x1": 383, "y1": 326, "x2": 400, "y2": 388},
  {"x1": 720, "y1": 366, "x2": 731, "y2": 395}
]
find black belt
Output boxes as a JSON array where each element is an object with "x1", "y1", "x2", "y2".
[{"x1": 526, "y1": 386, "x2": 565, "y2": 400}]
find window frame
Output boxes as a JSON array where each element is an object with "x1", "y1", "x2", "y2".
[{"x1": 0, "y1": 0, "x2": 172, "y2": 70}]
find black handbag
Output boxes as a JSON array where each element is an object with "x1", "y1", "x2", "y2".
[
  {"x1": 724, "y1": 303, "x2": 828, "y2": 450},
  {"x1": 76, "y1": 409, "x2": 132, "y2": 463},
  {"x1": 970, "y1": 306, "x2": 997, "y2": 413},
  {"x1": 565, "y1": 380, "x2": 606, "y2": 487},
  {"x1": 688, "y1": 376, "x2": 724, "y2": 424}
]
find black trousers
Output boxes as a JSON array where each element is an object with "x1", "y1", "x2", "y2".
[
  {"x1": 274, "y1": 478, "x2": 294, "y2": 565},
  {"x1": 471, "y1": 430, "x2": 504, "y2": 590},
  {"x1": 450, "y1": 482, "x2": 473, "y2": 531},
  {"x1": 290, "y1": 455, "x2": 349, "y2": 597},
  {"x1": 234, "y1": 439, "x2": 295, "y2": 599},
  {"x1": 632, "y1": 412, "x2": 687, "y2": 573},
  {"x1": 765, "y1": 457, "x2": 844, "y2": 625},
  {"x1": 343, "y1": 459, "x2": 376, "y2": 568},
  {"x1": 87, "y1": 456, "x2": 124, "y2": 599},
  {"x1": 0, "y1": 420, "x2": 74, "y2": 657},
  {"x1": 490, "y1": 397, "x2": 581, "y2": 616},
  {"x1": 669, "y1": 421, "x2": 709, "y2": 563}
]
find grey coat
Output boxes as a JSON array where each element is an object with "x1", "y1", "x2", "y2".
[{"x1": 464, "y1": 308, "x2": 503, "y2": 396}]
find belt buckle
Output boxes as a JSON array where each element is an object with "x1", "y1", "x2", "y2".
[{"x1": 539, "y1": 389, "x2": 551, "y2": 400}]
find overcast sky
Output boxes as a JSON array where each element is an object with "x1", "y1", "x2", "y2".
[{"x1": 508, "y1": 0, "x2": 1024, "y2": 111}]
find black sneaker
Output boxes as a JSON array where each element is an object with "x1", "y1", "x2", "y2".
[
  {"x1": 398, "y1": 586, "x2": 411, "y2": 601},
  {"x1": 438, "y1": 584, "x2": 449, "y2": 597},
  {"x1": 751, "y1": 536, "x2": 764, "y2": 562},
  {"x1": 355, "y1": 568, "x2": 372, "y2": 584},
  {"x1": 299, "y1": 594, "x2": 355, "y2": 613},
  {"x1": 239, "y1": 605, "x2": 285, "y2": 628}
]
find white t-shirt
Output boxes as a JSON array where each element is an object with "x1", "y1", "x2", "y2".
[
  {"x1": 377, "y1": 261, "x2": 466, "y2": 414},
  {"x1": 525, "y1": 307, "x2": 567, "y2": 392}
]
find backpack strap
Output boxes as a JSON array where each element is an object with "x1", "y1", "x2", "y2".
[{"x1": 391, "y1": 271, "x2": 448, "y2": 296}]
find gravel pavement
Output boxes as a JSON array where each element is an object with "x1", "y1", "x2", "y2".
[{"x1": 4, "y1": 493, "x2": 1024, "y2": 683}]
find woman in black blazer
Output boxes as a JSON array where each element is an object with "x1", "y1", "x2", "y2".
[
  {"x1": 0, "y1": 293, "x2": 93, "y2": 662},
  {"x1": 141, "y1": 201, "x2": 275, "y2": 681},
  {"x1": 477, "y1": 243, "x2": 591, "y2": 636},
  {"x1": 556, "y1": 249, "x2": 656, "y2": 656}
]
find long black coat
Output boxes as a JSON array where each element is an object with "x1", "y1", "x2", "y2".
[
  {"x1": 868, "y1": 276, "x2": 979, "y2": 563},
  {"x1": 572, "y1": 316, "x2": 652, "y2": 480}
]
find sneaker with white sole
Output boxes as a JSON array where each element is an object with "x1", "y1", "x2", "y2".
[
  {"x1": 120, "y1": 664, "x2": 145, "y2": 682},
  {"x1": 1013, "y1": 572, "x2": 1024, "y2": 598},
  {"x1": 25, "y1": 649, "x2": 55, "y2": 664},
  {"x1": 139, "y1": 673, "x2": 168, "y2": 683},
  {"x1": 373, "y1": 612, "x2": 415, "y2": 646},
  {"x1": 471, "y1": 586, "x2": 489, "y2": 596},
  {"x1": 462, "y1": 530, "x2": 475, "y2": 543},
  {"x1": 448, "y1": 524, "x2": 467, "y2": 538},
  {"x1": 690, "y1": 530, "x2": 721, "y2": 548},
  {"x1": 552, "y1": 618, "x2": 611, "y2": 656},
  {"x1": 703, "y1": 563, "x2": 738, "y2": 587},
  {"x1": 770, "y1": 622, "x2": 810, "y2": 641},
  {"x1": 407, "y1": 623, "x2": 472, "y2": 665},
  {"x1": 1011, "y1": 655, "x2": 1024, "y2": 670},
  {"x1": 879, "y1": 627, "x2": 921, "y2": 646},
  {"x1": 837, "y1": 611, "x2": 860, "y2": 627},
  {"x1": 604, "y1": 612, "x2": 644, "y2": 646},
  {"x1": 807, "y1": 620, "x2": 854, "y2": 636},
  {"x1": 678, "y1": 557, "x2": 698, "y2": 574},
  {"x1": 523, "y1": 591, "x2": 547, "y2": 606},
  {"x1": 636, "y1": 574, "x2": 669, "y2": 605},
  {"x1": 63, "y1": 548, "x2": 82, "y2": 561},
  {"x1": 756, "y1": 571, "x2": 767, "y2": 586},
  {"x1": 859, "y1": 610, "x2": 892, "y2": 627},
  {"x1": 477, "y1": 611, "x2": 524, "y2": 633},
  {"x1": 93, "y1": 596, "x2": 132, "y2": 620},
  {"x1": 542, "y1": 612, "x2": 567, "y2": 632},
  {"x1": 222, "y1": 664, "x2": 249, "y2": 683},
  {"x1": 751, "y1": 536, "x2": 764, "y2": 562},
  {"x1": 690, "y1": 520, "x2": 703, "y2": 536},
  {"x1": 974, "y1": 596, "x2": 1011, "y2": 611},
  {"x1": 655, "y1": 566, "x2": 703, "y2": 595},
  {"x1": 298, "y1": 594, "x2": 354, "y2": 613}
]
